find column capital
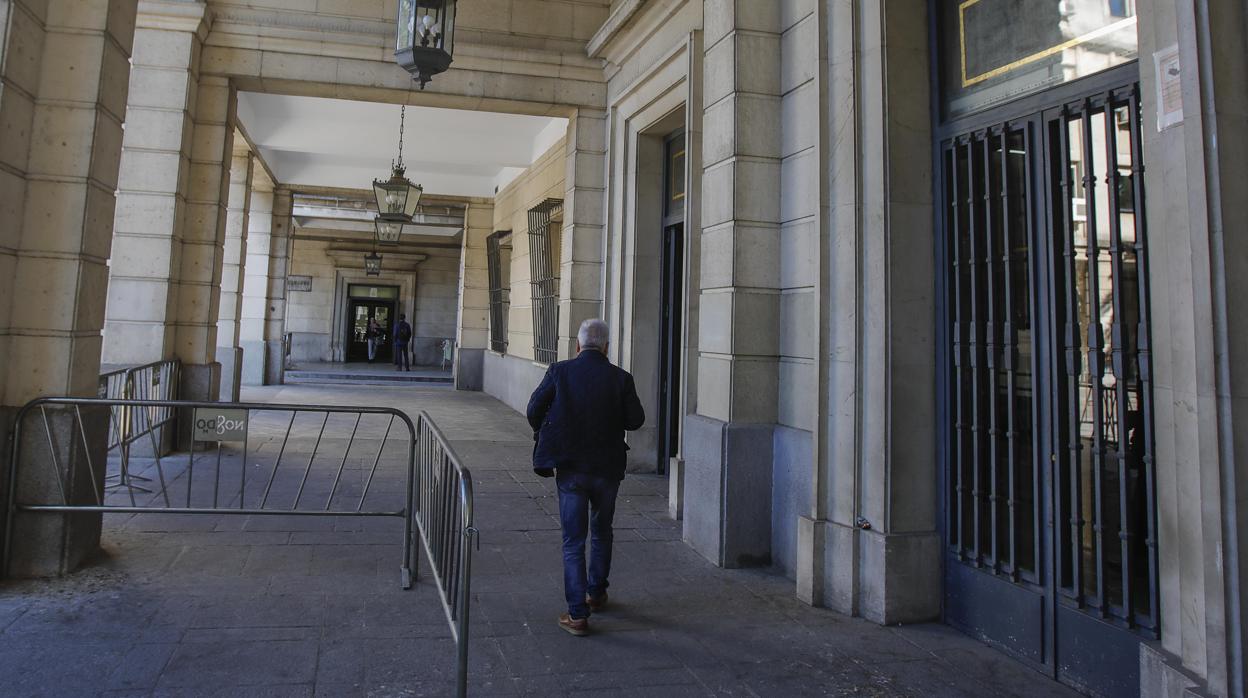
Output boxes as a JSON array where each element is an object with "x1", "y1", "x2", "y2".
[{"x1": 137, "y1": 0, "x2": 210, "y2": 37}]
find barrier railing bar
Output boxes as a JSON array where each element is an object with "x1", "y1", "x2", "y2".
[
  {"x1": 293, "y1": 413, "x2": 329, "y2": 509},
  {"x1": 358, "y1": 415, "x2": 395, "y2": 513},
  {"x1": 327, "y1": 413, "x2": 361, "y2": 510},
  {"x1": 213, "y1": 442, "x2": 223, "y2": 509},
  {"x1": 187, "y1": 441, "x2": 195, "y2": 508},
  {"x1": 72, "y1": 405, "x2": 103, "y2": 507},
  {"x1": 260, "y1": 411, "x2": 296, "y2": 509},
  {"x1": 38, "y1": 407, "x2": 70, "y2": 505}
]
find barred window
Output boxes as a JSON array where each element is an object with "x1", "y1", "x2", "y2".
[
  {"x1": 527, "y1": 199, "x2": 563, "y2": 364},
  {"x1": 486, "y1": 231, "x2": 512, "y2": 353}
]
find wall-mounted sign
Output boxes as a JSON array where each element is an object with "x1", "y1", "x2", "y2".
[
  {"x1": 288, "y1": 275, "x2": 313, "y2": 292},
  {"x1": 193, "y1": 408, "x2": 249, "y2": 442},
  {"x1": 941, "y1": 0, "x2": 1138, "y2": 119}
]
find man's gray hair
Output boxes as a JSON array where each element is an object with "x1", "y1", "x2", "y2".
[{"x1": 577, "y1": 318, "x2": 610, "y2": 351}]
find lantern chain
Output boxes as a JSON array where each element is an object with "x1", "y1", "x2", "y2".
[{"x1": 395, "y1": 105, "x2": 406, "y2": 172}]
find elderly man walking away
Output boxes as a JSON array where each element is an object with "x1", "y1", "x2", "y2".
[{"x1": 527, "y1": 318, "x2": 645, "y2": 636}]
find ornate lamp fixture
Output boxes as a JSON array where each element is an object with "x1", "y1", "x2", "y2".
[
  {"x1": 374, "y1": 218, "x2": 407, "y2": 246},
  {"x1": 395, "y1": 0, "x2": 456, "y2": 89},
  {"x1": 364, "y1": 250, "x2": 382, "y2": 276},
  {"x1": 373, "y1": 105, "x2": 423, "y2": 222}
]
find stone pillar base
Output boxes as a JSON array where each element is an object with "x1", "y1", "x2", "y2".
[
  {"x1": 2, "y1": 405, "x2": 108, "y2": 578},
  {"x1": 797, "y1": 516, "x2": 940, "y2": 624},
  {"x1": 264, "y1": 339, "x2": 284, "y2": 386},
  {"x1": 668, "y1": 456, "x2": 684, "y2": 521},
  {"x1": 1139, "y1": 643, "x2": 1205, "y2": 698},
  {"x1": 241, "y1": 340, "x2": 266, "y2": 386},
  {"x1": 454, "y1": 348, "x2": 484, "y2": 391},
  {"x1": 681, "y1": 414, "x2": 773, "y2": 568},
  {"x1": 217, "y1": 346, "x2": 243, "y2": 402}
]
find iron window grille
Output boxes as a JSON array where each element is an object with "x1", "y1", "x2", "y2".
[
  {"x1": 486, "y1": 231, "x2": 512, "y2": 354},
  {"x1": 527, "y1": 199, "x2": 563, "y2": 365}
]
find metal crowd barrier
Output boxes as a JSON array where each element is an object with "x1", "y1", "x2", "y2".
[
  {"x1": 96, "y1": 360, "x2": 180, "y2": 493},
  {"x1": 2, "y1": 396, "x2": 477, "y2": 697},
  {"x1": 414, "y1": 412, "x2": 478, "y2": 698}
]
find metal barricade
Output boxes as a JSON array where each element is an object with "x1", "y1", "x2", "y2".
[
  {"x1": 3, "y1": 397, "x2": 478, "y2": 697},
  {"x1": 414, "y1": 412, "x2": 477, "y2": 698}
]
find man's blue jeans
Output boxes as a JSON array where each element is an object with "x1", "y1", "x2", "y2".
[{"x1": 556, "y1": 470, "x2": 620, "y2": 619}]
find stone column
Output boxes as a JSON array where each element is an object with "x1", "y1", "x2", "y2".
[
  {"x1": 796, "y1": 0, "x2": 939, "y2": 624},
  {"x1": 102, "y1": 2, "x2": 208, "y2": 366},
  {"x1": 454, "y1": 200, "x2": 493, "y2": 390},
  {"x1": 263, "y1": 187, "x2": 293, "y2": 385},
  {"x1": 239, "y1": 176, "x2": 289, "y2": 386},
  {"x1": 216, "y1": 140, "x2": 253, "y2": 401},
  {"x1": 0, "y1": 0, "x2": 138, "y2": 576},
  {"x1": 682, "y1": 0, "x2": 783, "y2": 568},
  {"x1": 557, "y1": 109, "x2": 609, "y2": 359},
  {"x1": 102, "y1": 1, "x2": 236, "y2": 404},
  {"x1": 1136, "y1": 0, "x2": 1248, "y2": 694}
]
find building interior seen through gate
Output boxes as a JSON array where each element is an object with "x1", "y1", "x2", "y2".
[{"x1": 0, "y1": 1, "x2": 1246, "y2": 696}]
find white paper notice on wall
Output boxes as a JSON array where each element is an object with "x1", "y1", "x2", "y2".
[{"x1": 1154, "y1": 45, "x2": 1183, "y2": 131}]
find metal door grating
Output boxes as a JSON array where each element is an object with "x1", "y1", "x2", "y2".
[
  {"x1": 945, "y1": 122, "x2": 1040, "y2": 583},
  {"x1": 486, "y1": 231, "x2": 511, "y2": 353},
  {"x1": 528, "y1": 199, "x2": 562, "y2": 365},
  {"x1": 1050, "y1": 87, "x2": 1158, "y2": 633}
]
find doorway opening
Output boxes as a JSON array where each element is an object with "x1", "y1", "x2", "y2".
[
  {"x1": 346, "y1": 284, "x2": 399, "y2": 363},
  {"x1": 656, "y1": 129, "x2": 686, "y2": 475}
]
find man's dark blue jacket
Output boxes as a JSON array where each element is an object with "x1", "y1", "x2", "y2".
[{"x1": 526, "y1": 350, "x2": 645, "y2": 481}]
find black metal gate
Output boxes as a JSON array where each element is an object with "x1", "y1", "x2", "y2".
[{"x1": 940, "y1": 80, "x2": 1157, "y2": 697}]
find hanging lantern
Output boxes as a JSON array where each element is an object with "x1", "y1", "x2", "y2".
[
  {"x1": 374, "y1": 217, "x2": 407, "y2": 246},
  {"x1": 395, "y1": 0, "x2": 456, "y2": 89},
  {"x1": 364, "y1": 251, "x2": 382, "y2": 276},
  {"x1": 373, "y1": 105, "x2": 423, "y2": 221}
]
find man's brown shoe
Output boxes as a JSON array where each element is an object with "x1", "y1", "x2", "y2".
[
  {"x1": 586, "y1": 592, "x2": 608, "y2": 613},
  {"x1": 558, "y1": 613, "x2": 589, "y2": 636}
]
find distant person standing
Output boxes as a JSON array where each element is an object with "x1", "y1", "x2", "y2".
[
  {"x1": 440, "y1": 338, "x2": 454, "y2": 370},
  {"x1": 394, "y1": 314, "x2": 412, "y2": 371},
  {"x1": 365, "y1": 318, "x2": 382, "y2": 364}
]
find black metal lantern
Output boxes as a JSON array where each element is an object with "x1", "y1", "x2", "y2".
[
  {"x1": 364, "y1": 251, "x2": 382, "y2": 276},
  {"x1": 373, "y1": 106, "x2": 423, "y2": 221},
  {"x1": 374, "y1": 217, "x2": 406, "y2": 246},
  {"x1": 395, "y1": 0, "x2": 455, "y2": 89}
]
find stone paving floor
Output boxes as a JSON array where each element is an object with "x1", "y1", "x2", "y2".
[{"x1": 0, "y1": 384, "x2": 1078, "y2": 697}]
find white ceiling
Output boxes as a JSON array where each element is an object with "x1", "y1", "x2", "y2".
[{"x1": 236, "y1": 92, "x2": 568, "y2": 197}]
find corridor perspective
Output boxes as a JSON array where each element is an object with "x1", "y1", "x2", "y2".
[{"x1": 1, "y1": 0, "x2": 1246, "y2": 697}]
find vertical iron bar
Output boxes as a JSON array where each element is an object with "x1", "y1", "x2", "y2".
[
  {"x1": 260, "y1": 411, "x2": 297, "y2": 509},
  {"x1": 1081, "y1": 101, "x2": 1108, "y2": 616},
  {"x1": 999, "y1": 127, "x2": 1020, "y2": 579},
  {"x1": 1128, "y1": 87, "x2": 1160, "y2": 628},
  {"x1": 950, "y1": 142, "x2": 967, "y2": 558},
  {"x1": 983, "y1": 131, "x2": 1001, "y2": 572},
  {"x1": 1022, "y1": 121, "x2": 1041, "y2": 580},
  {"x1": 240, "y1": 426, "x2": 249, "y2": 509},
  {"x1": 293, "y1": 413, "x2": 329, "y2": 509},
  {"x1": 967, "y1": 134, "x2": 985, "y2": 564},
  {"x1": 1103, "y1": 98, "x2": 1134, "y2": 624},
  {"x1": 1057, "y1": 109, "x2": 1083, "y2": 603}
]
